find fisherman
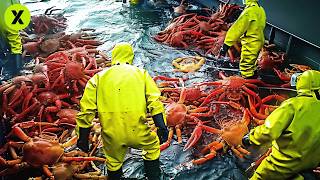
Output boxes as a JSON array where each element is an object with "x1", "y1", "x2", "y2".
[
  {"x1": 76, "y1": 42, "x2": 169, "y2": 180},
  {"x1": 0, "y1": 0, "x2": 24, "y2": 81},
  {"x1": 219, "y1": 0, "x2": 266, "y2": 79},
  {"x1": 243, "y1": 70, "x2": 320, "y2": 179}
]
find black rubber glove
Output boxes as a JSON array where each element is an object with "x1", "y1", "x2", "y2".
[
  {"x1": 219, "y1": 43, "x2": 230, "y2": 57},
  {"x1": 152, "y1": 113, "x2": 169, "y2": 144},
  {"x1": 77, "y1": 127, "x2": 91, "y2": 152},
  {"x1": 242, "y1": 133, "x2": 251, "y2": 147}
]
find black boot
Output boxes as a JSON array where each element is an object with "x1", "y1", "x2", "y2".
[
  {"x1": 144, "y1": 159, "x2": 160, "y2": 180},
  {"x1": 107, "y1": 167, "x2": 123, "y2": 180}
]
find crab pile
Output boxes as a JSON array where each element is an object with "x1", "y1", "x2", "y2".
[
  {"x1": 0, "y1": 47, "x2": 110, "y2": 126},
  {"x1": 0, "y1": 119, "x2": 106, "y2": 179},
  {"x1": 155, "y1": 72, "x2": 289, "y2": 165},
  {"x1": 22, "y1": 30, "x2": 105, "y2": 59},
  {"x1": 258, "y1": 44, "x2": 286, "y2": 71},
  {"x1": 24, "y1": 7, "x2": 67, "y2": 35},
  {"x1": 154, "y1": 4, "x2": 242, "y2": 59},
  {"x1": 273, "y1": 64, "x2": 312, "y2": 87},
  {"x1": 1, "y1": 7, "x2": 110, "y2": 177},
  {"x1": 0, "y1": 69, "x2": 107, "y2": 178}
]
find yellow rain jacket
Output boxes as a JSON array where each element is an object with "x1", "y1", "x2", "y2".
[
  {"x1": 224, "y1": 0, "x2": 266, "y2": 78},
  {"x1": 0, "y1": 0, "x2": 22, "y2": 54},
  {"x1": 249, "y1": 70, "x2": 320, "y2": 180},
  {"x1": 76, "y1": 43, "x2": 165, "y2": 171},
  {"x1": 130, "y1": 0, "x2": 140, "y2": 5}
]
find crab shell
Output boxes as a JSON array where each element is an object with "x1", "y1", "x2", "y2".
[
  {"x1": 165, "y1": 103, "x2": 187, "y2": 126},
  {"x1": 23, "y1": 138, "x2": 64, "y2": 167}
]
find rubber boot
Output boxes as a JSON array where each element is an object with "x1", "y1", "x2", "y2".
[
  {"x1": 107, "y1": 167, "x2": 123, "y2": 180},
  {"x1": 144, "y1": 159, "x2": 160, "y2": 180}
]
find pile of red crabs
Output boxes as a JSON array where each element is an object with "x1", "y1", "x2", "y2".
[
  {"x1": 0, "y1": 3, "x2": 315, "y2": 179},
  {"x1": 0, "y1": 7, "x2": 109, "y2": 180}
]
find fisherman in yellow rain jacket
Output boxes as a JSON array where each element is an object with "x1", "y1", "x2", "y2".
[
  {"x1": 76, "y1": 42, "x2": 168, "y2": 180},
  {"x1": 0, "y1": 0, "x2": 24, "y2": 81},
  {"x1": 219, "y1": 0, "x2": 266, "y2": 79},
  {"x1": 242, "y1": 70, "x2": 320, "y2": 179}
]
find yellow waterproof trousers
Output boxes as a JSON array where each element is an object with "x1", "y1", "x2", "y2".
[
  {"x1": 240, "y1": 41, "x2": 262, "y2": 78},
  {"x1": 102, "y1": 122, "x2": 160, "y2": 171}
]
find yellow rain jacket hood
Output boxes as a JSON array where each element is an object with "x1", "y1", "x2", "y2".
[
  {"x1": 0, "y1": 0, "x2": 22, "y2": 54},
  {"x1": 224, "y1": 0, "x2": 266, "y2": 78},
  {"x1": 111, "y1": 42, "x2": 134, "y2": 65},
  {"x1": 76, "y1": 43, "x2": 165, "y2": 171},
  {"x1": 296, "y1": 70, "x2": 320, "y2": 97},
  {"x1": 249, "y1": 70, "x2": 320, "y2": 179},
  {"x1": 244, "y1": 0, "x2": 258, "y2": 6}
]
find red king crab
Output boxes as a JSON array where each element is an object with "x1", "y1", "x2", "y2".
[
  {"x1": 154, "y1": 13, "x2": 196, "y2": 42},
  {"x1": 23, "y1": 30, "x2": 103, "y2": 59},
  {"x1": 44, "y1": 50, "x2": 102, "y2": 93},
  {"x1": 1, "y1": 73, "x2": 50, "y2": 116},
  {"x1": 184, "y1": 102, "x2": 251, "y2": 164},
  {"x1": 54, "y1": 109, "x2": 79, "y2": 127},
  {"x1": 23, "y1": 37, "x2": 61, "y2": 58},
  {"x1": 161, "y1": 86, "x2": 208, "y2": 106},
  {"x1": 0, "y1": 121, "x2": 105, "y2": 179},
  {"x1": 273, "y1": 64, "x2": 312, "y2": 87},
  {"x1": 30, "y1": 7, "x2": 67, "y2": 34},
  {"x1": 9, "y1": 91, "x2": 71, "y2": 124},
  {"x1": 153, "y1": 75, "x2": 188, "y2": 88},
  {"x1": 169, "y1": 30, "x2": 203, "y2": 48},
  {"x1": 198, "y1": 72, "x2": 286, "y2": 120},
  {"x1": 160, "y1": 88, "x2": 216, "y2": 151},
  {"x1": 153, "y1": 76, "x2": 207, "y2": 105},
  {"x1": 154, "y1": 4, "x2": 241, "y2": 57},
  {"x1": 248, "y1": 94, "x2": 287, "y2": 124},
  {"x1": 258, "y1": 44, "x2": 285, "y2": 71},
  {"x1": 199, "y1": 72, "x2": 263, "y2": 108}
]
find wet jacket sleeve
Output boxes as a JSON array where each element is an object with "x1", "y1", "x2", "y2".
[
  {"x1": 6, "y1": 28, "x2": 22, "y2": 54},
  {"x1": 224, "y1": 10, "x2": 250, "y2": 47},
  {"x1": 144, "y1": 71, "x2": 165, "y2": 116},
  {"x1": 0, "y1": 0, "x2": 22, "y2": 54},
  {"x1": 249, "y1": 101, "x2": 295, "y2": 146},
  {"x1": 76, "y1": 75, "x2": 98, "y2": 129}
]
